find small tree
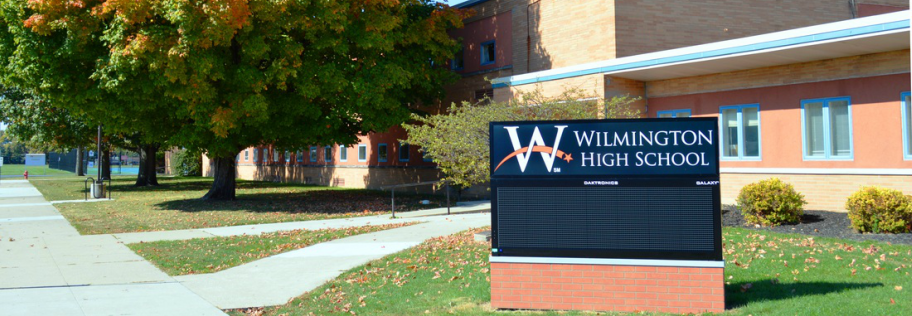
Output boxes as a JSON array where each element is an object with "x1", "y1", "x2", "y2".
[{"x1": 403, "y1": 88, "x2": 639, "y2": 188}]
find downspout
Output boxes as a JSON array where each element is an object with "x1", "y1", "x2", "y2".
[
  {"x1": 849, "y1": 0, "x2": 857, "y2": 18},
  {"x1": 527, "y1": 0, "x2": 542, "y2": 73}
]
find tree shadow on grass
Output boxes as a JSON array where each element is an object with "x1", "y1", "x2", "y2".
[
  {"x1": 153, "y1": 190, "x2": 446, "y2": 215},
  {"x1": 726, "y1": 280, "x2": 882, "y2": 309},
  {"x1": 105, "y1": 177, "x2": 318, "y2": 195}
]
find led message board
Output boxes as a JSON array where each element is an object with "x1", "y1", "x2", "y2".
[{"x1": 489, "y1": 118, "x2": 721, "y2": 261}]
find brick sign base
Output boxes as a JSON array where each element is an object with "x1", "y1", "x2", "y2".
[{"x1": 490, "y1": 262, "x2": 725, "y2": 314}]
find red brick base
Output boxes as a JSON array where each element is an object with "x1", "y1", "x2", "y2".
[{"x1": 490, "y1": 262, "x2": 725, "y2": 313}]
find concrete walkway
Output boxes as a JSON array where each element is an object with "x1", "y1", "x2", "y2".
[
  {"x1": 0, "y1": 180, "x2": 492, "y2": 314},
  {"x1": 0, "y1": 180, "x2": 226, "y2": 316}
]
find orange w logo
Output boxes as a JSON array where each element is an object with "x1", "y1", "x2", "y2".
[{"x1": 495, "y1": 126, "x2": 569, "y2": 173}]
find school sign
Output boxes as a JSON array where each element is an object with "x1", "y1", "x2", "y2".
[{"x1": 489, "y1": 118, "x2": 725, "y2": 314}]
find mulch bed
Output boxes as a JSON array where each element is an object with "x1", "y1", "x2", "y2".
[{"x1": 722, "y1": 205, "x2": 912, "y2": 246}]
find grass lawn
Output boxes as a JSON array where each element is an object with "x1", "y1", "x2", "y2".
[
  {"x1": 31, "y1": 177, "x2": 446, "y2": 234},
  {"x1": 1, "y1": 164, "x2": 73, "y2": 177},
  {"x1": 230, "y1": 227, "x2": 911, "y2": 316},
  {"x1": 129, "y1": 222, "x2": 416, "y2": 275}
]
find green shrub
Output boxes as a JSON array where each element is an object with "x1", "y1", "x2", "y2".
[
  {"x1": 845, "y1": 187, "x2": 912, "y2": 234},
  {"x1": 737, "y1": 178, "x2": 806, "y2": 226},
  {"x1": 170, "y1": 149, "x2": 202, "y2": 176}
]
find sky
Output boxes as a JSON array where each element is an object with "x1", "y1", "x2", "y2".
[{"x1": 440, "y1": 0, "x2": 471, "y2": 6}]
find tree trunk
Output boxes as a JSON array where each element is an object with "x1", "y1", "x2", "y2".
[
  {"x1": 134, "y1": 144, "x2": 160, "y2": 186},
  {"x1": 201, "y1": 156, "x2": 236, "y2": 200},
  {"x1": 75, "y1": 146, "x2": 85, "y2": 176},
  {"x1": 101, "y1": 149, "x2": 111, "y2": 180}
]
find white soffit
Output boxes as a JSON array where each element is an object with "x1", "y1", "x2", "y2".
[{"x1": 493, "y1": 11, "x2": 910, "y2": 87}]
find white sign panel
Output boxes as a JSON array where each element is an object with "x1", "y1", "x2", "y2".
[{"x1": 25, "y1": 154, "x2": 46, "y2": 166}]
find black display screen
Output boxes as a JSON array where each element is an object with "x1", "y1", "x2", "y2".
[{"x1": 490, "y1": 118, "x2": 722, "y2": 261}]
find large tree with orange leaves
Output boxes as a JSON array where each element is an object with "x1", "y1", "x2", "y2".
[{"x1": 0, "y1": 0, "x2": 466, "y2": 199}]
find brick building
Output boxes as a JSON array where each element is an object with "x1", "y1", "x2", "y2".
[{"x1": 207, "y1": 1, "x2": 910, "y2": 207}]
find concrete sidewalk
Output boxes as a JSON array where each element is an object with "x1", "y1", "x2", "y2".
[
  {"x1": 112, "y1": 200, "x2": 491, "y2": 244},
  {"x1": 0, "y1": 180, "x2": 493, "y2": 313},
  {"x1": 176, "y1": 212, "x2": 490, "y2": 309},
  {"x1": 0, "y1": 180, "x2": 229, "y2": 316}
]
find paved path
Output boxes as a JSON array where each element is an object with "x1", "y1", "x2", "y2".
[
  {"x1": 0, "y1": 180, "x2": 226, "y2": 316},
  {"x1": 0, "y1": 180, "x2": 492, "y2": 314}
]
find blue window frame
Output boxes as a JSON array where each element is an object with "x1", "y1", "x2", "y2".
[
  {"x1": 272, "y1": 149, "x2": 279, "y2": 162},
  {"x1": 451, "y1": 47, "x2": 464, "y2": 71},
  {"x1": 340, "y1": 146, "x2": 348, "y2": 162},
  {"x1": 801, "y1": 97, "x2": 853, "y2": 160},
  {"x1": 657, "y1": 109, "x2": 691, "y2": 118},
  {"x1": 398, "y1": 143, "x2": 409, "y2": 162},
  {"x1": 324, "y1": 146, "x2": 332, "y2": 162},
  {"x1": 285, "y1": 150, "x2": 291, "y2": 163},
  {"x1": 261, "y1": 148, "x2": 267, "y2": 163},
  {"x1": 719, "y1": 104, "x2": 761, "y2": 161},
  {"x1": 358, "y1": 145, "x2": 367, "y2": 162},
  {"x1": 296, "y1": 150, "x2": 303, "y2": 163},
  {"x1": 902, "y1": 92, "x2": 911, "y2": 160},
  {"x1": 480, "y1": 40, "x2": 495, "y2": 65},
  {"x1": 310, "y1": 146, "x2": 318, "y2": 162},
  {"x1": 378, "y1": 143, "x2": 388, "y2": 162}
]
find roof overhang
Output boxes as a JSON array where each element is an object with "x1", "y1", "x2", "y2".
[{"x1": 493, "y1": 11, "x2": 910, "y2": 88}]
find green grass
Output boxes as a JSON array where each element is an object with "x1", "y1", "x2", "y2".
[
  {"x1": 1, "y1": 164, "x2": 74, "y2": 177},
  {"x1": 31, "y1": 177, "x2": 446, "y2": 234},
  {"x1": 129, "y1": 222, "x2": 417, "y2": 275},
  {"x1": 230, "y1": 227, "x2": 911, "y2": 316}
]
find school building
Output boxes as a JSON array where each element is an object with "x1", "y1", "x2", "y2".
[{"x1": 208, "y1": 0, "x2": 910, "y2": 212}]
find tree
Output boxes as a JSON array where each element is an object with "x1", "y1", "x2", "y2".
[
  {"x1": 0, "y1": 131, "x2": 28, "y2": 164},
  {"x1": 403, "y1": 88, "x2": 640, "y2": 188},
  {"x1": 1, "y1": 0, "x2": 467, "y2": 200}
]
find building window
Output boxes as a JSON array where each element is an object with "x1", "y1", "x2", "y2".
[
  {"x1": 720, "y1": 105, "x2": 761, "y2": 160},
  {"x1": 272, "y1": 149, "x2": 279, "y2": 162},
  {"x1": 399, "y1": 143, "x2": 409, "y2": 162},
  {"x1": 285, "y1": 151, "x2": 290, "y2": 163},
  {"x1": 422, "y1": 150, "x2": 433, "y2": 162},
  {"x1": 801, "y1": 97, "x2": 852, "y2": 160},
  {"x1": 451, "y1": 48, "x2": 464, "y2": 71},
  {"x1": 474, "y1": 88, "x2": 493, "y2": 105},
  {"x1": 253, "y1": 149, "x2": 259, "y2": 162},
  {"x1": 378, "y1": 143, "x2": 388, "y2": 162},
  {"x1": 324, "y1": 146, "x2": 332, "y2": 162},
  {"x1": 340, "y1": 146, "x2": 348, "y2": 162},
  {"x1": 480, "y1": 40, "x2": 495, "y2": 65},
  {"x1": 657, "y1": 109, "x2": 691, "y2": 118},
  {"x1": 296, "y1": 150, "x2": 303, "y2": 163},
  {"x1": 358, "y1": 145, "x2": 367, "y2": 162},
  {"x1": 310, "y1": 146, "x2": 318, "y2": 162},
  {"x1": 244, "y1": 149, "x2": 249, "y2": 161},
  {"x1": 902, "y1": 92, "x2": 911, "y2": 160},
  {"x1": 261, "y1": 148, "x2": 267, "y2": 163}
]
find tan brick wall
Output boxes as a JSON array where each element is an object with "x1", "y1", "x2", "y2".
[
  {"x1": 496, "y1": 73, "x2": 605, "y2": 103},
  {"x1": 491, "y1": 263, "x2": 724, "y2": 313},
  {"x1": 613, "y1": 0, "x2": 860, "y2": 58},
  {"x1": 518, "y1": 0, "x2": 616, "y2": 73},
  {"x1": 605, "y1": 76, "x2": 647, "y2": 117},
  {"x1": 721, "y1": 173, "x2": 912, "y2": 212},
  {"x1": 648, "y1": 50, "x2": 911, "y2": 98}
]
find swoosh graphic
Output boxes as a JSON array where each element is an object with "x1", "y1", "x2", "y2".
[{"x1": 494, "y1": 146, "x2": 573, "y2": 172}]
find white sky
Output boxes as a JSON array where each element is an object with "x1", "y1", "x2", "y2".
[{"x1": 440, "y1": 0, "x2": 471, "y2": 6}]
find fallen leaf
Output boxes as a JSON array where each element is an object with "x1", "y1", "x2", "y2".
[{"x1": 896, "y1": 286, "x2": 903, "y2": 291}]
